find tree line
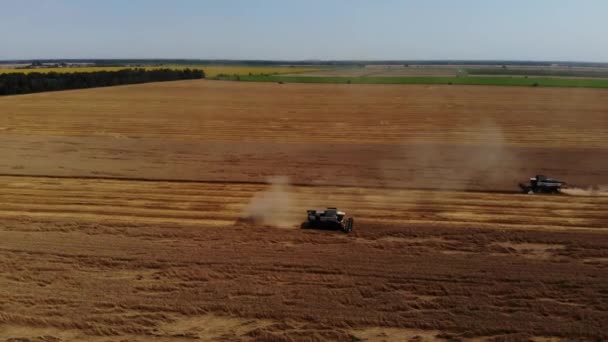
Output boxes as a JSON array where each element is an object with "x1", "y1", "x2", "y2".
[{"x1": 0, "y1": 68, "x2": 205, "y2": 95}]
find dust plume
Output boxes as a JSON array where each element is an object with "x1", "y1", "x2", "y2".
[
  {"x1": 381, "y1": 119, "x2": 517, "y2": 191},
  {"x1": 240, "y1": 176, "x2": 298, "y2": 228},
  {"x1": 562, "y1": 186, "x2": 608, "y2": 197}
]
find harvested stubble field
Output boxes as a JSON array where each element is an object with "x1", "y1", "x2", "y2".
[{"x1": 1, "y1": 80, "x2": 608, "y2": 341}]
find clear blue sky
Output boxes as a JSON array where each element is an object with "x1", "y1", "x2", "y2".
[{"x1": 1, "y1": 0, "x2": 606, "y2": 61}]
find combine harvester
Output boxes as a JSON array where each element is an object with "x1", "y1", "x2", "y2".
[
  {"x1": 302, "y1": 208, "x2": 354, "y2": 233},
  {"x1": 519, "y1": 175, "x2": 566, "y2": 194}
]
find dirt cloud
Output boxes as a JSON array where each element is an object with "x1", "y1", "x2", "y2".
[
  {"x1": 241, "y1": 176, "x2": 299, "y2": 228},
  {"x1": 562, "y1": 186, "x2": 608, "y2": 197},
  {"x1": 380, "y1": 119, "x2": 518, "y2": 191}
]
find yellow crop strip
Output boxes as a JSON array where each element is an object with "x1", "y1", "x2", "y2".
[{"x1": 0, "y1": 65, "x2": 322, "y2": 77}]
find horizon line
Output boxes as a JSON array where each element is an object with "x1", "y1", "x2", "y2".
[{"x1": 1, "y1": 58, "x2": 608, "y2": 65}]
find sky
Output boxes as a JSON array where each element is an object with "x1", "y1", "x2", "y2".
[{"x1": 1, "y1": 0, "x2": 607, "y2": 62}]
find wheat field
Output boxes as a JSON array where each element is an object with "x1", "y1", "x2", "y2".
[
  {"x1": 0, "y1": 65, "x2": 322, "y2": 77},
  {"x1": 1, "y1": 80, "x2": 607, "y2": 341}
]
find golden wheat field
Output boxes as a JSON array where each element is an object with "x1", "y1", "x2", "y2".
[
  {"x1": 0, "y1": 65, "x2": 322, "y2": 77},
  {"x1": 1, "y1": 79, "x2": 608, "y2": 341}
]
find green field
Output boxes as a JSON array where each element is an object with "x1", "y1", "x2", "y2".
[
  {"x1": 223, "y1": 75, "x2": 608, "y2": 89},
  {"x1": 466, "y1": 68, "x2": 608, "y2": 78}
]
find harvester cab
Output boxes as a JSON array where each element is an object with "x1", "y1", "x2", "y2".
[
  {"x1": 302, "y1": 208, "x2": 354, "y2": 233},
  {"x1": 519, "y1": 175, "x2": 566, "y2": 194}
]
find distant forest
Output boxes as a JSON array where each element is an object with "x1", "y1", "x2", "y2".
[{"x1": 0, "y1": 68, "x2": 204, "y2": 96}]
